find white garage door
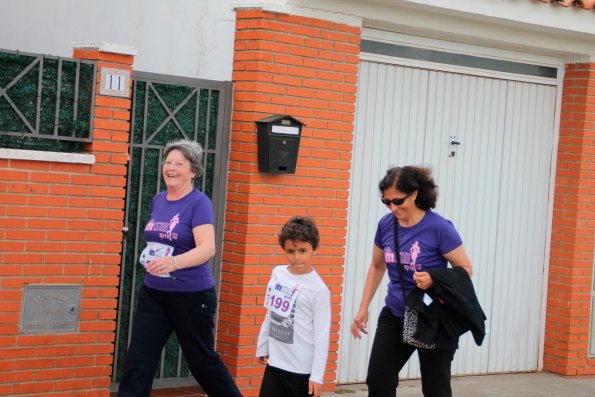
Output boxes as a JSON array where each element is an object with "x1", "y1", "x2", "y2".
[{"x1": 339, "y1": 39, "x2": 560, "y2": 383}]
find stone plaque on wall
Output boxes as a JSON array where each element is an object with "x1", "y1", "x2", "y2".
[{"x1": 21, "y1": 285, "x2": 81, "y2": 333}]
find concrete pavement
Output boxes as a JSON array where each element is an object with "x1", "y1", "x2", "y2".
[{"x1": 323, "y1": 372, "x2": 595, "y2": 397}]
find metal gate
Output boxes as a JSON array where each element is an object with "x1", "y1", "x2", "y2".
[
  {"x1": 339, "y1": 49, "x2": 559, "y2": 382},
  {"x1": 111, "y1": 72, "x2": 232, "y2": 388}
]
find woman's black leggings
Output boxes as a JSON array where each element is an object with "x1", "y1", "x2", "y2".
[
  {"x1": 118, "y1": 285, "x2": 243, "y2": 397},
  {"x1": 366, "y1": 306, "x2": 456, "y2": 397}
]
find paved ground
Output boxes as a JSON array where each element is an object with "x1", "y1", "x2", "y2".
[
  {"x1": 323, "y1": 372, "x2": 595, "y2": 397},
  {"x1": 110, "y1": 371, "x2": 595, "y2": 396}
]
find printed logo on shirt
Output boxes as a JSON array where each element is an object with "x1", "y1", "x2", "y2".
[
  {"x1": 408, "y1": 241, "x2": 422, "y2": 272},
  {"x1": 145, "y1": 213, "x2": 180, "y2": 241},
  {"x1": 384, "y1": 246, "x2": 396, "y2": 264},
  {"x1": 384, "y1": 242, "x2": 423, "y2": 272},
  {"x1": 269, "y1": 306, "x2": 296, "y2": 344}
]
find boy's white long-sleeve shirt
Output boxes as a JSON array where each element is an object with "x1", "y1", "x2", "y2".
[{"x1": 256, "y1": 265, "x2": 331, "y2": 384}]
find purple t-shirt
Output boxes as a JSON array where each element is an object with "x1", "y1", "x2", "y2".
[
  {"x1": 374, "y1": 210, "x2": 463, "y2": 317},
  {"x1": 143, "y1": 189, "x2": 215, "y2": 292}
]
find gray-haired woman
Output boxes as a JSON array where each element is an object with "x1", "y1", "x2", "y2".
[{"x1": 118, "y1": 140, "x2": 242, "y2": 397}]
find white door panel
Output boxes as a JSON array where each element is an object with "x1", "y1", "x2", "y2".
[{"x1": 339, "y1": 61, "x2": 557, "y2": 383}]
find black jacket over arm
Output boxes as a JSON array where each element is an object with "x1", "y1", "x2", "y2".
[{"x1": 405, "y1": 266, "x2": 487, "y2": 350}]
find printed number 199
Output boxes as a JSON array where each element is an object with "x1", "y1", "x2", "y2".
[{"x1": 270, "y1": 295, "x2": 290, "y2": 312}]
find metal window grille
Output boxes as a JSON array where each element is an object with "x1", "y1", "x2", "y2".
[{"x1": 0, "y1": 49, "x2": 96, "y2": 146}]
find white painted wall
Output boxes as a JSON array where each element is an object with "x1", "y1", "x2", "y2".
[
  {"x1": 2, "y1": 0, "x2": 594, "y2": 82},
  {"x1": 366, "y1": 0, "x2": 595, "y2": 35},
  {"x1": 268, "y1": 0, "x2": 595, "y2": 61},
  {"x1": 1, "y1": 0, "x2": 236, "y2": 81}
]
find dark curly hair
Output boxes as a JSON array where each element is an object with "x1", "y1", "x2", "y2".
[
  {"x1": 278, "y1": 216, "x2": 320, "y2": 250},
  {"x1": 378, "y1": 166, "x2": 438, "y2": 210}
]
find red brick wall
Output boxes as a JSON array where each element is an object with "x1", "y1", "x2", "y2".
[
  {"x1": 0, "y1": 48, "x2": 132, "y2": 396},
  {"x1": 218, "y1": 9, "x2": 360, "y2": 396},
  {"x1": 545, "y1": 63, "x2": 595, "y2": 377}
]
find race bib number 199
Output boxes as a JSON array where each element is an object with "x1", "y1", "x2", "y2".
[{"x1": 264, "y1": 275, "x2": 300, "y2": 318}]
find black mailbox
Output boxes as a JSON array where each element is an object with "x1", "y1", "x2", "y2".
[{"x1": 256, "y1": 115, "x2": 304, "y2": 174}]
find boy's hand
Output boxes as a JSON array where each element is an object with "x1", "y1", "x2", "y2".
[
  {"x1": 257, "y1": 356, "x2": 268, "y2": 365},
  {"x1": 308, "y1": 380, "x2": 323, "y2": 397}
]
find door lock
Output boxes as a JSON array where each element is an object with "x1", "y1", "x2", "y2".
[{"x1": 449, "y1": 137, "x2": 461, "y2": 157}]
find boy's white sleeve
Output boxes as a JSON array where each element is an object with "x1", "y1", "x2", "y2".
[
  {"x1": 256, "y1": 310, "x2": 271, "y2": 358},
  {"x1": 309, "y1": 285, "x2": 331, "y2": 384}
]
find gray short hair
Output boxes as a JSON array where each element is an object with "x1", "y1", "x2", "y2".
[{"x1": 163, "y1": 139, "x2": 203, "y2": 176}]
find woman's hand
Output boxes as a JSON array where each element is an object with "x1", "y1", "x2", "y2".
[
  {"x1": 308, "y1": 380, "x2": 323, "y2": 397},
  {"x1": 146, "y1": 256, "x2": 175, "y2": 276},
  {"x1": 351, "y1": 307, "x2": 369, "y2": 339},
  {"x1": 413, "y1": 271, "x2": 433, "y2": 290},
  {"x1": 351, "y1": 247, "x2": 387, "y2": 339},
  {"x1": 257, "y1": 356, "x2": 268, "y2": 365}
]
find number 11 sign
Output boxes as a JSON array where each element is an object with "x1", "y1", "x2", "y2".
[{"x1": 100, "y1": 67, "x2": 131, "y2": 98}]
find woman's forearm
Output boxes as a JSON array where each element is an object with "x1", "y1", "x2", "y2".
[
  {"x1": 173, "y1": 244, "x2": 215, "y2": 270},
  {"x1": 171, "y1": 223, "x2": 216, "y2": 270},
  {"x1": 358, "y1": 262, "x2": 386, "y2": 309}
]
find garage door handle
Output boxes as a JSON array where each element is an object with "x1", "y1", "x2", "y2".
[{"x1": 450, "y1": 139, "x2": 461, "y2": 145}]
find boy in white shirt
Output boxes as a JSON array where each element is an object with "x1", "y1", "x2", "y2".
[{"x1": 256, "y1": 216, "x2": 331, "y2": 397}]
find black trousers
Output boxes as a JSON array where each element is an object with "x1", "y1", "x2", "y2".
[
  {"x1": 366, "y1": 306, "x2": 456, "y2": 397},
  {"x1": 259, "y1": 364, "x2": 310, "y2": 397},
  {"x1": 118, "y1": 285, "x2": 243, "y2": 397}
]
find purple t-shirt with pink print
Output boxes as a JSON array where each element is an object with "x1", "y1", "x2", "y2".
[
  {"x1": 143, "y1": 189, "x2": 215, "y2": 292},
  {"x1": 374, "y1": 210, "x2": 463, "y2": 318}
]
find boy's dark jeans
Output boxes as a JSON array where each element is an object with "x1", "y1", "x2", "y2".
[{"x1": 259, "y1": 364, "x2": 310, "y2": 397}]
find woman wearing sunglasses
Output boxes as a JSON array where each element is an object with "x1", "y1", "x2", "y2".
[{"x1": 350, "y1": 165, "x2": 473, "y2": 397}]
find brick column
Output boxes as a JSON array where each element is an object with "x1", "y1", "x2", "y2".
[
  {"x1": 218, "y1": 9, "x2": 361, "y2": 396},
  {"x1": 0, "y1": 44, "x2": 134, "y2": 396},
  {"x1": 72, "y1": 43, "x2": 135, "y2": 393},
  {"x1": 545, "y1": 63, "x2": 595, "y2": 377}
]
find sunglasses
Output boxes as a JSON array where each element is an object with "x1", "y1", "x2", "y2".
[{"x1": 381, "y1": 192, "x2": 412, "y2": 206}]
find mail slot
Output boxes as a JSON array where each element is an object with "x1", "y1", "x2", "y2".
[{"x1": 256, "y1": 115, "x2": 304, "y2": 174}]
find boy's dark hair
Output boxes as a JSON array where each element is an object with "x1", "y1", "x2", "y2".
[{"x1": 278, "y1": 216, "x2": 320, "y2": 250}]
